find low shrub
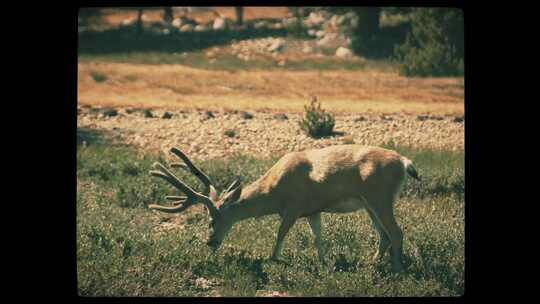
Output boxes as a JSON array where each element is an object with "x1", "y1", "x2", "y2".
[{"x1": 298, "y1": 97, "x2": 335, "y2": 138}]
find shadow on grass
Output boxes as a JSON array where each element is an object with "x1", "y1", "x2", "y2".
[
  {"x1": 77, "y1": 128, "x2": 109, "y2": 146},
  {"x1": 79, "y1": 24, "x2": 288, "y2": 55}
]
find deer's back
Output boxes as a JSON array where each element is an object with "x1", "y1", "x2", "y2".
[{"x1": 257, "y1": 145, "x2": 406, "y2": 215}]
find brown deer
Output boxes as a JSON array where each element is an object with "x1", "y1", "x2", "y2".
[{"x1": 148, "y1": 145, "x2": 420, "y2": 272}]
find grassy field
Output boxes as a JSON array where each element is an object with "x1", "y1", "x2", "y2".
[
  {"x1": 77, "y1": 139, "x2": 464, "y2": 297},
  {"x1": 77, "y1": 8, "x2": 465, "y2": 296}
]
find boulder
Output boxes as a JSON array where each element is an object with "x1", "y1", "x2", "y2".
[
  {"x1": 305, "y1": 11, "x2": 325, "y2": 27},
  {"x1": 194, "y1": 25, "x2": 208, "y2": 32},
  {"x1": 254, "y1": 21, "x2": 268, "y2": 29},
  {"x1": 335, "y1": 47, "x2": 353, "y2": 58},
  {"x1": 303, "y1": 46, "x2": 314, "y2": 54},
  {"x1": 121, "y1": 18, "x2": 134, "y2": 26},
  {"x1": 268, "y1": 39, "x2": 285, "y2": 52},
  {"x1": 315, "y1": 30, "x2": 326, "y2": 38},
  {"x1": 180, "y1": 24, "x2": 194, "y2": 32},
  {"x1": 172, "y1": 18, "x2": 182, "y2": 27},
  {"x1": 317, "y1": 35, "x2": 333, "y2": 47},
  {"x1": 282, "y1": 17, "x2": 298, "y2": 27},
  {"x1": 213, "y1": 17, "x2": 226, "y2": 30}
]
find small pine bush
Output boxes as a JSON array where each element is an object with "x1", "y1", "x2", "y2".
[{"x1": 299, "y1": 97, "x2": 335, "y2": 138}]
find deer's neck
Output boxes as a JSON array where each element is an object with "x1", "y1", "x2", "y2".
[{"x1": 226, "y1": 182, "x2": 279, "y2": 223}]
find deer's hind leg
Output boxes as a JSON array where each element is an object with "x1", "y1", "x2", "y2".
[
  {"x1": 366, "y1": 197, "x2": 404, "y2": 272},
  {"x1": 366, "y1": 208, "x2": 391, "y2": 262}
]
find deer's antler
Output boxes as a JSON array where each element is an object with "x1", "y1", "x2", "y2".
[
  {"x1": 169, "y1": 147, "x2": 218, "y2": 199},
  {"x1": 149, "y1": 160, "x2": 219, "y2": 219}
]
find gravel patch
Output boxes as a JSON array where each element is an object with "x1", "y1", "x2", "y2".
[{"x1": 78, "y1": 106, "x2": 464, "y2": 159}]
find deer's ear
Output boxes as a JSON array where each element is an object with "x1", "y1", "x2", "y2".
[
  {"x1": 221, "y1": 184, "x2": 242, "y2": 205},
  {"x1": 228, "y1": 185, "x2": 242, "y2": 202}
]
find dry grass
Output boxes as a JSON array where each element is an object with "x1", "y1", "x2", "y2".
[
  {"x1": 78, "y1": 62, "x2": 464, "y2": 115},
  {"x1": 100, "y1": 7, "x2": 290, "y2": 27}
]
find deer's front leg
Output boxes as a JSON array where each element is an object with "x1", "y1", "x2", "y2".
[
  {"x1": 307, "y1": 213, "x2": 326, "y2": 264},
  {"x1": 271, "y1": 215, "x2": 298, "y2": 261}
]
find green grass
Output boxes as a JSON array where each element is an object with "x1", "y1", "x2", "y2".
[
  {"x1": 79, "y1": 51, "x2": 395, "y2": 72},
  {"x1": 77, "y1": 141, "x2": 464, "y2": 297}
]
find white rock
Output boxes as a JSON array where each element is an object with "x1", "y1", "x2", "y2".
[
  {"x1": 282, "y1": 17, "x2": 298, "y2": 26},
  {"x1": 172, "y1": 18, "x2": 182, "y2": 27},
  {"x1": 317, "y1": 35, "x2": 333, "y2": 47},
  {"x1": 307, "y1": 29, "x2": 317, "y2": 37},
  {"x1": 305, "y1": 12, "x2": 325, "y2": 26},
  {"x1": 344, "y1": 11, "x2": 356, "y2": 20},
  {"x1": 268, "y1": 39, "x2": 285, "y2": 52},
  {"x1": 194, "y1": 25, "x2": 207, "y2": 32},
  {"x1": 121, "y1": 18, "x2": 134, "y2": 26},
  {"x1": 325, "y1": 32, "x2": 338, "y2": 40},
  {"x1": 335, "y1": 47, "x2": 353, "y2": 58},
  {"x1": 254, "y1": 21, "x2": 267, "y2": 29},
  {"x1": 180, "y1": 24, "x2": 194, "y2": 32},
  {"x1": 213, "y1": 17, "x2": 226, "y2": 30}
]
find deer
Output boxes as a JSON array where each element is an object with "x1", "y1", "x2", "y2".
[{"x1": 148, "y1": 145, "x2": 420, "y2": 272}]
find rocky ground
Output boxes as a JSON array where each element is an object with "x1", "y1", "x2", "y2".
[{"x1": 77, "y1": 105, "x2": 464, "y2": 160}]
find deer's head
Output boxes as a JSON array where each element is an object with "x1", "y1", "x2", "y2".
[{"x1": 148, "y1": 148, "x2": 243, "y2": 250}]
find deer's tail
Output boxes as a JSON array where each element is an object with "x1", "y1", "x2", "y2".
[{"x1": 401, "y1": 157, "x2": 421, "y2": 181}]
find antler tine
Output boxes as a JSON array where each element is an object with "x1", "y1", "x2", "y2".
[
  {"x1": 150, "y1": 162, "x2": 200, "y2": 199},
  {"x1": 149, "y1": 162, "x2": 220, "y2": 218},
  {"x1": 148, "y1": 202, "x2": 193, "y2": 214},
  {"x1": 170, "y1": 162, "x2": 189, "y2": 170},
  {"x1": 165, "y1": 195, "x2": 187, "y2": 201},
  {"x1": 170, "y1": 147, "x2": 215, "y2": 191},
  {"x1": 225, "y1": 179, "x2": 240, "y2": 193}
]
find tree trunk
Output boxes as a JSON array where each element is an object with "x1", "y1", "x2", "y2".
[
  {"x1": 163, "y1": 7, "x2": 173, "y2": 23},
  {"x1": 355, "y1": 7, "x2": 381, "y2": 39},
  {"x1": 136, "y1": 8, "x2": 144, "y2": 34},
  {"x1": 235, "y1": 7, "x2": 243, "y2": 26}
]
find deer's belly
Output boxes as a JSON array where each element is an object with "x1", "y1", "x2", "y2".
[{"x1": 321, "y1": 198, "x2": 367, "y2": 213}]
